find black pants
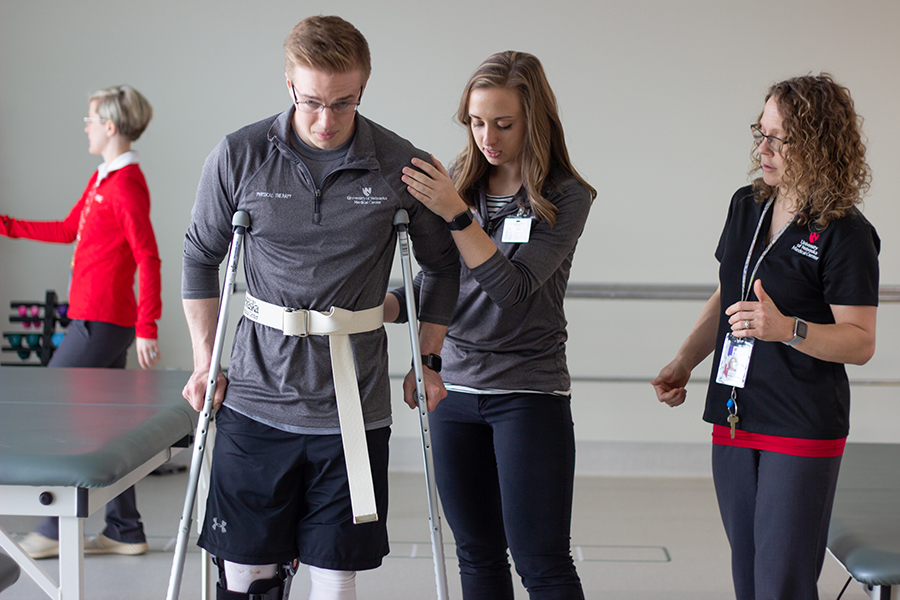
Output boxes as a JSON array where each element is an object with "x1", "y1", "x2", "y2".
[
  {"x1": 712, "y1": 444, "x2": 842, "y2": 600},
  {"x1": 37, "y1": 320, "x2": 145, "y2": 543},
  {"x1": 430, "y1": 391, "x2": 584, "y2": 600}
]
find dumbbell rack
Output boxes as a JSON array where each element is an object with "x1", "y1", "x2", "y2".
[{"x1": 2, "y1": 290, "x2": 71, "y2": 366}]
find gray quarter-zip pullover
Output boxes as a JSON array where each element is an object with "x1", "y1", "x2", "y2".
[{"x1": 183, "y1": 108, "x2": 459, "y2": 431}]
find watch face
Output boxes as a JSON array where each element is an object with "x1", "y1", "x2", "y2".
[
  {"x1": 449, "y1": 211, "x2": 473, "y2": 231},
  {"x1": 423, "y1": 353, "x2": 442, "y2": 372},
  {"x1": 796, "y1": 319, "x2": 808, "y2": 339}
]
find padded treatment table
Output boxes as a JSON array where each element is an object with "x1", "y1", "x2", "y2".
[
  {"x1": 0, "y1": 367, "x2": 195, "y2": 600},
  {"x1": 828, "y1": 443, "x2": 900, "y2": 600}
]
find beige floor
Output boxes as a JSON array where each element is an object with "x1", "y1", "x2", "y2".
[{"x1": 0, "y1": 470, "x2": 870, "y2": 599}]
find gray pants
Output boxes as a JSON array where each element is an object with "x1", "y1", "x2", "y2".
[
  {"x1": 37, "y1": 320, "x2": 145, "y2": 543},
  {"x1": 712, "y1": 444, "x2": 841, "y2": 600}
]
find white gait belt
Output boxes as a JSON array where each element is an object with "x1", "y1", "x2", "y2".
[{"x1": 243, "y1": 293, "x2": 384, "y2": 524}]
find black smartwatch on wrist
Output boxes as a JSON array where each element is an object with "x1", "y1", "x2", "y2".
[
  {"x1": 421, "y1": 353, "x2": 442, "y2": 373},
  {"x1": 447, "y1": 211, "x2": 474, "y2": 231}
]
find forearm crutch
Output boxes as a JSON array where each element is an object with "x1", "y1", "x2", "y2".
[
  {"x1": 166, "y1": 210, "x2": 250, "y2": 600},
  {"x1": 393, "y1": 209, "x2": 451, "y2": 600}
]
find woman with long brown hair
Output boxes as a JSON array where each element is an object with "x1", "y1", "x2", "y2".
[{"x1": 387, "y1": 51, "x2": 595, "y2": 599}]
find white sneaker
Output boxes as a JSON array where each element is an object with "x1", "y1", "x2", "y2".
[
  {"x1": 17, "y1": 532, "x2": 59, "y2": 559},
  {"x1": 83, "y1": 533, "x2": 148, "y2": 556}
]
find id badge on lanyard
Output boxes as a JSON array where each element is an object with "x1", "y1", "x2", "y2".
[
  {"x1": 501, "y1": 217, "x2": 532, "y2": 243},
  {"x1": 715, "y1": 198, "x2": 794, "y2": 389},
  {"x1": 715, "y1": 334, "x2": 754, "y2": 387},
  {"x1": 501, "y1": 206, "x2": 533, "y2": 244}
]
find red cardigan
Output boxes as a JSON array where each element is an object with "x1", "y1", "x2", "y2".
[{"x1": 0, "y1": 164, "x2": 162, "y2": 338}]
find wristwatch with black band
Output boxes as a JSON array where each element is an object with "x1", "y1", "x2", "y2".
[
  {"x1": 422, "y1": 353, "x2": 442, "y2": 373},
  {"x1": 783, "y1": 317, "x2": 808, "y2": 346},
  {"x1": 447, "y1": 211, "x2": 474, "y2": 231}
]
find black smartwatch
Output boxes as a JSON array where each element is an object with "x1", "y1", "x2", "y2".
[
  {"x1": 447, "y1": 211, "x2": 474, "y2": 231},
  {"x1": 422, "y1": 353, "x2": 442, "y2": 373}
]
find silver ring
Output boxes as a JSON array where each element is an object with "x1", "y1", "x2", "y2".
[
  {"x1": 744, "y1": 320, "x2": 750, "y2": 330},
  {"x1": 150, "y1": 352, "x2": 158, "y2": 359}
]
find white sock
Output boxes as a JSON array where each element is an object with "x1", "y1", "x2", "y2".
[
  {"x1": 223, "y1": 561, "x2": 278, "y2": 593},
  {"x1": 307, "y1": 565, "x2": 357, "y2": 600}
]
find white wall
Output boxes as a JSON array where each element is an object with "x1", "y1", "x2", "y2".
[{"x1": 2, "y1": 0, "x2": 898, "y2": 457}]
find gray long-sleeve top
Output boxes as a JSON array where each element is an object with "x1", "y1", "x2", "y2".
[
  {"x1": 183, "y1": 109, "x2": 459, "y2": 431},
  {"x1": 394, "y1": 169, "x2": 592, "y2": 395}
]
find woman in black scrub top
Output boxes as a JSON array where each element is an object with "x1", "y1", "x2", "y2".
[{"x1": 652, "y1": 74, "x2": 879, "y2": 600}]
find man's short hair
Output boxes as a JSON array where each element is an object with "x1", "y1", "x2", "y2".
[{"x1": 284, "y1": 16, "x2": 371, "y2": 80}]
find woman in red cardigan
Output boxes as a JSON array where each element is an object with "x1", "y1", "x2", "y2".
[{"x1": 0, "y1": 85, "x2": 162, "y2": 558}]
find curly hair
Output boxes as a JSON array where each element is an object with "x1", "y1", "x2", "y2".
[
  {"x1": 750, "y1": 73, "x2": 871, "y2": 229},
  {"x1": 451, "y1": 51, "x2": 596, "y2": 227}
]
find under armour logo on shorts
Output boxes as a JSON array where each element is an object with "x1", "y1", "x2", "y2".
[{"x1": 212, "y1": 517, "x2": 227, "y2": 533}]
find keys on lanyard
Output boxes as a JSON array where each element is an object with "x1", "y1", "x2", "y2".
[{"x1": 726, "y1": 392, "x2": 739, "y2": 439}]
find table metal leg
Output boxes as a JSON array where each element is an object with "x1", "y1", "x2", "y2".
[{"x1": 58, "y1": 516, "x2": 84, "y2": 599}]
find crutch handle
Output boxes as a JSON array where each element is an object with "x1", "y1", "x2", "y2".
[
  {"x1": 233, "y1": 210, "x2": 250, "y2": 230},
  {"x1": 393, "y1": 208, "x2": 410, "y2": 229}
]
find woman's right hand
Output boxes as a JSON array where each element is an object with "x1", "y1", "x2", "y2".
[
  {"x1": 651, "y1": 359, "x2": 692, "y2": 407},
  {"x1": 401, "y1": 155, "x2": 469, "y2": 222}
]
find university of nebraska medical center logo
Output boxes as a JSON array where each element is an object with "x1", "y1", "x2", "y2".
[
  {"x1": 347, "y1": 186, "x2": 386, "y2": 205},
  {"x1": 792, "y1": 231, "x2": 821, "y2": 260}
]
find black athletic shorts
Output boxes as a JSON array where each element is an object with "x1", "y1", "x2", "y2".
[{"x1": 198, "y1": 405, "x2": 390, "y2": 570}]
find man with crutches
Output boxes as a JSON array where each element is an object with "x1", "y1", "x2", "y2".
[{"x1": 181, "y1": 15, "x2": 458, "y2": 600}]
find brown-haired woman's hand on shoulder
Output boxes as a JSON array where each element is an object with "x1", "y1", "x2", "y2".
[{"x1": 401, "y1": 156, "x2": 468, "y2": 222}]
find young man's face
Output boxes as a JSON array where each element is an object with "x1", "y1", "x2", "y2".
[{"x1": 286, "y1": 65, "x2": 366, "y2": 151}]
